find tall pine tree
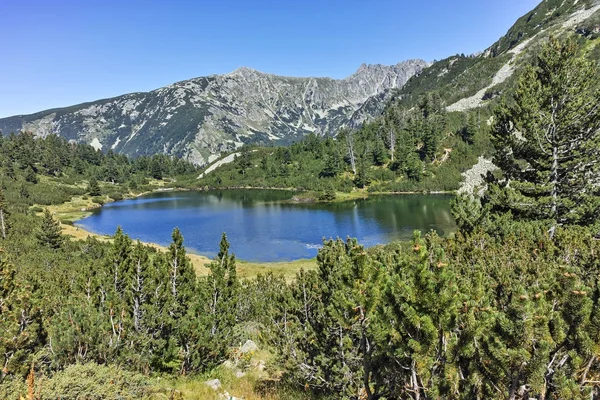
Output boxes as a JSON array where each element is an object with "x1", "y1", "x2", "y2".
[
  {"x1": 36, "y1": 209, "x2": 63, "y2": 249},
  {"x1": 486, "y1": 35, "x2": 600, "y2": 236}
]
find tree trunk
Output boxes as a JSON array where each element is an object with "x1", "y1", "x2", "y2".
[
  {"x1": 171, "y1": 252, "x2": 179, "y2": 298},
  {"x1": 347, "y1": 133, "x2": 356, "y2": 174},
  {"x1": 389, "y1": 129, "x2": 396, "y2": 162},
  {"x1": 549, "y1": 143, "x2": 558, "y2": 238},
  {"x1": 0, "y1": 209, "x2": 5, "y2": 239}
]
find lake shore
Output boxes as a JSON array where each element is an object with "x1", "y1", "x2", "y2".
[
  {"x1": 45, "y1": 185, "x2": 454, "y2": 280},
  {"x1": 61, "y1": 222, "x2": 315, "y2": 280},
  {"x1": 46, "y1": 190, "x2": 317, "y2": 280}
]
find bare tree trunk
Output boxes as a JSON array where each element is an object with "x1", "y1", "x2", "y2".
[
  {"x1": 389, "y1": 129, "x2": 396, "y2": 162},
  {"x1": 347, "y1": 133, "x2": 356, "y2": 174},
  {"x1": 133, "y1": 259, "x2": 143, "y2": 332},
  {"x1": 411, "y1": 359, "x2": 421, "y2": 400},
  {"x1": 171, "y1": 251, "x2": 179, "y2": 298},
  {"x1": 302, "y1": 281, "x2": 309, "y2": 330},
  {"x1": 549, "y1": 143, "x2": 558, "y2": 238},
  {"x1": 0, "y1": 209, "x2": 6, "y2": 239}
]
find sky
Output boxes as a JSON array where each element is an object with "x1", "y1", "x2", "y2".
[{"x1": 0, "y1": 0, "x2": 539, "y2": 118}]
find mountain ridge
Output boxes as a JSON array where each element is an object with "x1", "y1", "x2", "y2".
[{"x1": 0, "y1": 60, "x2": 428, "y2": 165}]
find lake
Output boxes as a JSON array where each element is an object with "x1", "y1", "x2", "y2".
[{"x1": 76, "y1": 189, "x2": 456, "y2": 262}]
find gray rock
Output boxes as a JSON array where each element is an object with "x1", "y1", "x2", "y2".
[
  {"x1": 235, "y1": 370, "x2": 246, "y2": 378},
  {"x1": 205, "y1": 378, "x2": 221, "y2": 391},
  {"x1": 458, "y1": 156, "x2": 497, "y2": 196},
  {"x1": 221, "y1": 359, "x2": 235, "y2": 370},
  {"x1": 220, "y1": 392, "x2": 243, "y2": 400},
  {"x1": 254, "y1": 359, "x2": 266, "y2": 372},
  {"x1": 240, "y1": 339, "x2": 258, "y2": 354}
]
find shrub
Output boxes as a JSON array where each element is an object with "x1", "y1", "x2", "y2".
[
  {"x1": 108, "y1": 192, "x2": 124, "y2": 201},
  {"x1": 318, "y1": 188, "x2": 337, "y2": 201},
  {"x1": 91, "y1": 196, "x2": 105, "y2": 205},
  {"x1": 40, "y1": 363, "x2": 149, "y2": 400}
]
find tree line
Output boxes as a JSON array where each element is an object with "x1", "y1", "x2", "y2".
[{"x1": 198, "y1": 92, "x2": 490, "y2": 195}]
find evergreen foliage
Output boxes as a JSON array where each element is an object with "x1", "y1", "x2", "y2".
[
  {"x1": 87, "y1": 177, "x2": 101, "y2": 196},
  {"x1": 36, "y1": 209, "x2": 62, "y2": 248},
  {"x1": 485, "y1": 35, "x2": 600, "y2": 235},
  {"x1": 198, "y1": 94, "x2": 486, "y2": 194}
]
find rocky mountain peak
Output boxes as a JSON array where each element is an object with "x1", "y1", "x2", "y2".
[
  {"x1": 228, "y1": 66, "x2": 261, "y2": 77},
  {"x1": 347, "y1": 59, "x2": 430, "y2": 80}
]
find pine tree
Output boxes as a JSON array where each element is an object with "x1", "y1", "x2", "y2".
[
  {"x1": 372, "y1": 138, "x2": 387, "y2": 166},
  {"x1": 486, "y1": 35, "x2": 600, "y2": 236},
  {"x1": 0, "y1": 256, "x2": 43, "y2": 380},
  {"x1": 150, "y1": 158, "x2": 163, "y2": 180},
  {"x1": 236, "y1": 146, "x2": 252, "y2": 176},
  {"x1": 320, "y1": 145, "x2": 342, "y2": 178},
  {"x1": 461, "y1": 113, "x2": 477, "y2": 144},
  {"x1": 107, "y1": 227, "x2": 132, "y2": 299},
  {"x1": 24, "y1": 166, "x2": 38, "y2": 184},
  {"x1": 36, "y1": 209, "x2": 63, "y2": 249},
  {"x1": 205, "y1": 233, "x2": 238, "y2": 337},
  {"x1": 4, "y1": 161, "x2": 15, "y2": 180},
  {"x1": 166, "y1": 227, "x2": 196, "y2": 317},
  {"x1": 88, "y1": 177, "x2": 101, "y2": 196},
  {"x1": 128, "y1": 241, "x2": 150, "y2": 333},
  {"x1": 378, "y1": 231, "x2": 459, "y2": 398},
  {"x1": 280, "y1": 238, "x2": 385, "y2": 399}
]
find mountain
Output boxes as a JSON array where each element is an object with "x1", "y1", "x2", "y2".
[
  {"x1": 0, "y1": 60, "x2": 428, "y2": 165},
  {"x1": 395, "y1": 0, "x2": 600, "y2": 113}
]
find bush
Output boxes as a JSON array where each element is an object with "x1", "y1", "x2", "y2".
[
  {"x1": 108, "y1": 192, "x2": 124, "y2": 201},
  {"x1": 92, "y1": 196, "x2": 105, "y2": 205},
  {"x1": 0, "y1": 377, "x2": 26, "y2": 400},
  {"x1": 318, "y1": 188, "x2": 337, "y2": 201},
  {"x1": 40, "y1": 363, "x2": 149, "y2": 400}
]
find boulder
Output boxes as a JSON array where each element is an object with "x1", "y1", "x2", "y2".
[
  {"x1": 205, "y1": 378, "x2": 221, "y2": 391},
  {"x1": 240, "y1": 339, "x2": 258, "y2": 354},
  {"x1": 221, "y1": 359, "x2": 235, "y2": 369},
  {"x1": 235, "y1": 370, "x2": 246, "y2": 378},
  {"x1": 255, "y1": 359, "x2": 266, "y2": 372}
]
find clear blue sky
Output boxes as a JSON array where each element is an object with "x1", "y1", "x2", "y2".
[{"x1": 0, "y1": 0, "x2": 539, "y2": 118}]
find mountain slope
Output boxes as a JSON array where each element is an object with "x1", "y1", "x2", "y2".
[
  {"x1": 396, "y1": 0, "x2": 600, "y2": 113},
  {"x1": 0, "y1": 60, "x2": 428, "y2": 165}
]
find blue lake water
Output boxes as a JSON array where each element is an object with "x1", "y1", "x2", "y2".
[{"x1": 76, "y1": 189, "x2": 456, "y2": 262}]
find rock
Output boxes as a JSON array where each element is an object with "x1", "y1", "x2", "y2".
[
  {"x1": 240, "y1": 339, "x2": 258, "y2": 354},
  {"x1": 254, "y1": 359, "x2": 266, "y2": 372},
  {"x1": 221, "y1": 359, "x2": 235, "y2": 369},
  {"x1": 235, "y1": 370, "x2": 246, "y2": 378},
  {"x1": 220, "y1": 392, "x2": 243, "y2": 400},
  {"x1": 458, "y1": 156, "x2": 497, "y2": 196},
  {"x1": 205, "y1": 378, "x2": 221, "y2": 391}
]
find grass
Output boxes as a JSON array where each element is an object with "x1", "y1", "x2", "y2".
[
  {"x1": 44, "y1": 195, "x2": 101, "y2": 222},
  {"x1": 236, "y1": 258, "x2": 316, "y2": 281},
  {"x1": 332, "y1": 189, "x2": 369, "y2": 202},
  {"x1": 147, "y1": 348, "x2": 309, "y2": 400}
]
